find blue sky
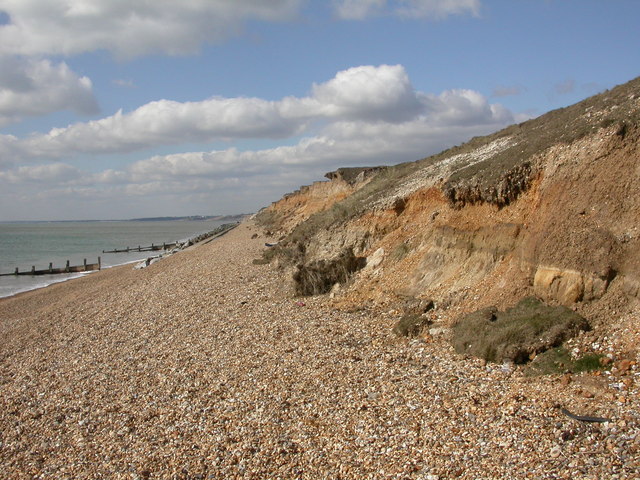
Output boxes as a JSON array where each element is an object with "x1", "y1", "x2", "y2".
[{"x1": 0, "y1": 0, "x2": 638, "y2": 221}]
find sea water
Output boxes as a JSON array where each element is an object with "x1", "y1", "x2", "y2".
[{"x1": 0, "y1": 219, "x2": 231, "y2": 298}]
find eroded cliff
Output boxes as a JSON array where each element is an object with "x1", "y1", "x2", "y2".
[{"x1": 256, "y1": 77, "x2": 640, "y2": 362}]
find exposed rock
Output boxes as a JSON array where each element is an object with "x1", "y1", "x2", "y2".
[
  {"x1": 444, "y1": 161, "x2": 535, "y2": 209},
  {"x1": 533, "y1": 266, "x2": 610, "y2": 305},
  {"x1": 392, "y1": 313, "x2": 431, "y2": 337},
  {"x1": 255, "y1": 77, "x2": 640, "y2": 376},
  {"x1": 622, "y1": 275, "x2": 640, "y2": 298},
  {"x1": 363, "y1": 247, "x2": 385, "y2": 271},
  {"x1": 325, "y1": 166, "x2": 386, "y2": 185},
  {"x1": 408, "y1": 223, "x2": 521, "y2": 295}
]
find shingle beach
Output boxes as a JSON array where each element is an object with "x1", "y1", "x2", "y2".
[{"x1": 1, "y1": 220, "x2": 638, "y2": 479}]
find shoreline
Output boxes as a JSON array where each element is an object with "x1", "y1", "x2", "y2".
[{"x1": 0, "y1": 222, "x2": 239, "y2": 301}]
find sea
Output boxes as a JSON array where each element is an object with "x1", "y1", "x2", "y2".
[{"x1": 0, "y1": 219, "x2": 233, "y2": 298}]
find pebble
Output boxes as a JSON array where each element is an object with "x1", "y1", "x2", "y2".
[{"x1": 0, "y1": 220, "x2": 638, "y2": 479}]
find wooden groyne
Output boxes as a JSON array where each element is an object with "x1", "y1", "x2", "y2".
[
  {"x1": 0, "y1": 258, "x2": 101, "y2": 277},
  {"x1": 1, "y1": 223, "x2": 240, "y2": 278},
  {"x1": 102, "y1": 243, "x2": 176, "y2": 254},
  {"x1": 102, "y1": 222, "x2": 239, "y2": 255}
]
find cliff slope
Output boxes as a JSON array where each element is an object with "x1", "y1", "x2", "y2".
[{"x1": 257, "y1": 77, "x2": 640, "y2": 362}]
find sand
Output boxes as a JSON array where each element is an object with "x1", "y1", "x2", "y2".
[{"x1": 0, "y1": 220, "x2": 638, "y2": 479}]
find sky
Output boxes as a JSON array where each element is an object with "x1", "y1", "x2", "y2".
[{"x1": 0, "y1": 1, "x2": 638, "y2": 221}]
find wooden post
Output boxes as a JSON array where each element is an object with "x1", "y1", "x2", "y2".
[
  {"x1": 49, "y1": 263, "x2": 53, "y2": 273},
  {"x1": 84, "y1": 259, "x2": 87, "y2": 271},
  {"x1": 98, "y1": 257, "x2": 101, "y2": 270},
  {"x1": 65, "y1": 260, "x2": 70, "y2": 272}
]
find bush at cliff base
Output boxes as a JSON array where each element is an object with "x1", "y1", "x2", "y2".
[{"x1": 451, "y1": 296, "x2": 589, "y2": 364}]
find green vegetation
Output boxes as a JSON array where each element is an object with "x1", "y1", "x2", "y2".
[
  {"x1": 254, "y1": 209, "x2": 282, "y2": 234},
  {"x1": 525, "y1": 347, "x2": 606, "y2": 376},
  {"x1": 444, "y1": 77, "x2": 640, "y2": 207},
  {"x1": 451, "y1": 297, "x2": 589, "y2": 364},
  {"x1": 292, "y1": 248, "x2": 366, "y2": 296}
]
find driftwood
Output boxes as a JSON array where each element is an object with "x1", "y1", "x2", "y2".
[{"x1": 560, "y1": 407, "x2": 611, "y2": 423}]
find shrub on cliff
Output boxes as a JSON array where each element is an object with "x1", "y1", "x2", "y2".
[
  {"x1": 451, "y1": 297, "x2": 589, "y2": 364},
  {"x1": 254, "y1": 209, "x2": 283, "y2": 235},
  {"x1": 293, "y1": 249, "x2": 366, "y2": 296}
]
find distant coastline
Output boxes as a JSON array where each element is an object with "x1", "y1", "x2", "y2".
[
  {"x1": 0, "y1": 214, "x2": 250, "y2": 224},
  {"x1": 129, "y1": 214, "x2": 249, "y2": 222}
]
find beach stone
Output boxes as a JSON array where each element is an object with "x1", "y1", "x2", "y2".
[
  {"x1": 617, "y1": 359, "x2": 632, "y2": 374},
  {"x1": 0, "y1": 219, "x2": 638, "y2": 480}
]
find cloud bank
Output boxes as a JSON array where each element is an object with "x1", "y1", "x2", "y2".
[
  {"x1": 0, "y1": 1, "x2": 485, "y2": 130},
  {"x1": 4, "y1": 65, "x2": 513, "y2": 163},
  {"x1": 0, "y1": 0, "x2": 302, "y2": 58},
  {"x1": 0, "y1": 64, "x2": 517, "y2": 219}
]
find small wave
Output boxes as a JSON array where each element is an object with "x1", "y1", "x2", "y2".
[{"x1": 0, "y1": 271, "x2": 93, "y2": 299}]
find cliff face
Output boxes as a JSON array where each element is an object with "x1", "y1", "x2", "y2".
[{"x1": 257, "y1": 77, "x2": 640, "y2": 352}]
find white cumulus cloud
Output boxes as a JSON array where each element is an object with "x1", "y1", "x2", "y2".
[
  {"x1": 0, "y1": 56, "x2": 99, "y2": 126},
  {"x1": 16, "y1": 65, "x2": 428, "y2": 157},
  {"x1": 0, "y1": 162, "x2": 81, "y2": 183},
  {"x1": 0, "y1": 0, "x2": 303, "y2": 58},
  {"x1": 0, "y1": 64, "x2": 519, "y2": 220},
  {"x1": 422, "y1": 88, "x2": 513, "y2": 126},
  {"x1": 395, "y1": 0, "x2": 481, "y2": 19},
  {"x1": 311, "y1": 65, "x2": 423, "y2": 121},
  {"x1": 23, "y1": 96, "x2": 305, "y2": 157}
]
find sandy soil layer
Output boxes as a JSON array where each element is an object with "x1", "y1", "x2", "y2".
[{"x1": 0, "y1": 221, "x2": 638, "y2": 479}]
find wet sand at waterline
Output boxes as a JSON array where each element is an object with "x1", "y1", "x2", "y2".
[{"x1": 1, "y1": 220, "x2": 637, "y2": 479}]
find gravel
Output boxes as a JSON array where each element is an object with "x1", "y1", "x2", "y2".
[{"x1": 0, "y1": 220, "x2": 638, "y2": 479}]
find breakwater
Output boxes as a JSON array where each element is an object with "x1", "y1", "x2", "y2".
[{"x1": 0, "y1": 258, "x2": 101, "y2": 277}]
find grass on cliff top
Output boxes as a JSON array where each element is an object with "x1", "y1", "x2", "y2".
[
  {"x1": 447, "y1": 76, "x2": 640, "y2": 189},
  {"x1": 451, "y1": 296, "x2": 590, "y2": 364},
  {"x1": 254, "y1": 208, "x2": 282, "y2": 233}
]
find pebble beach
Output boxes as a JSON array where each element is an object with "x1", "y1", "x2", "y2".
[{"x1": 1, "y1": 220, "x2": 638, "y2": 479}]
